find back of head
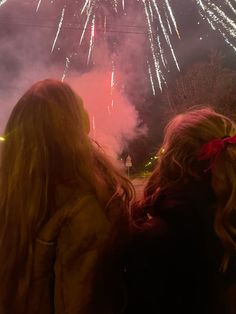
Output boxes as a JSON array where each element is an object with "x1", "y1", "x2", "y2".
[
  {"x1": 3, "y1": 79, "x2": 91, "y2": 184},
  {"x1": 157, "y1": 107, "x2": 235, "y2": 185},
  {"x1": 144, "y1": 107, "x2": 236, "y2": 271}
]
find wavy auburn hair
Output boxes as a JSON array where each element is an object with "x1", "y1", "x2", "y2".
[
  {"x1": 143, "y1": 107, "x2": 236, "y2": 271},
  {"x1": 0, "y1": 79, "x2": 134, "y2": 313}
]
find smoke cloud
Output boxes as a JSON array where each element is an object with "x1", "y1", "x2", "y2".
[{"x1": 68, "y1": 70, "x2": 146, "y2": 157}]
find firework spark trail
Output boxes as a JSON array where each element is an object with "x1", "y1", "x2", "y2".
[
  {"x1": 51, "y1": 6, "x2": 65, "y2": 53},
  {"x1": 143, "y1": 0, "x2": 163, "y2": 91},
  {"x1": 113, "y1": 0, "x2": 118, "y2": 12},
  {"x1": 196, "y1": 0, "x2": 236, "y2": 51},
  {"x1": 79, "y1": 4, "x2": 94, "y2": 45},
  {"x1": 151, "y1": 0, "x2": 180, "y2": 71},
  {"x1": 122, "y1": 0, "x2": 125, "y2": 10},
  {"x1": 0, "y1": 0, "x2": 7, "y2": 7},
  {"x1": 211, "y1": 2, "x2": 236, "y2": 36},
  {"x1": 36, "y1": 0, "x2": 42, "y2": 12},
  {"x1": 92, "y1": 115, "x2": 96, "y2": 130},
  {"x1": 164, "y1": 9, "x2": 173, "y2": 34},
  {"x1": 111, "y1": 67, "x2": 115, "y2": 93},
  {"x1": 225, "y1": 0, "x2": 236, "y2": 15},
  {"x1": 87, "y1": 13, "x2": 95, "y2": 63},
  {"x1": 157, "y1": 34, "x2": 166, "y2": 67},
  {"x1": 196, "y1": 0, "x2": 216, "y2": 31},
  {"x1": 222, "y1": 32, "x2": 236, "y2": 52},
  {"x1": 197, "y1": 0, "x2": 236, "y2": 35},
  {"x1": 80, "y1": 0, "x2": 89, "y2": 14},
  {"x1": 164, "y1": 0, "x2": 180, "y2": 39},
  {"x1": 104, "y1": 16, "x2": 107, "y2": 34},
  {"x1": 147, "y1": 60, "x2": 156, "y2": 96},
  {"x1": 196, "y1": 3, "x2": 217, "y2": 31},
  {"x1": 61, "y1": 57, "x2": 71, "y2": 82},
  {"x1": 81, "y1": 0, "x2": 91, "y2": 15},
  {"x1": 92, "y1": 115, "x2": 96, "y2": 138},
  {"x1": 110, "y1": 62, "x2": 115, "y2": 108},
  {"x1": 148, "y1": 0, "x2": 154, "y2": 22}
]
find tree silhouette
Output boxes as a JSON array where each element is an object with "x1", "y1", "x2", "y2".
[{"x1": 162, "y1": 51, "x2": 236, "y2": 118}]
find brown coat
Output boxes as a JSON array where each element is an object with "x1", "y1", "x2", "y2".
[{"x1": 27, "y1": 194, "x2": 125, "y2": 314}]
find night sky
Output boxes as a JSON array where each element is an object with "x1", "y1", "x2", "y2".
[{"x1": 0, "y1": 0, "x2": 235, "y2": 170}]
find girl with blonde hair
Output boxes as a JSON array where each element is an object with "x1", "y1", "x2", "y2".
[
  {"x1": 0, "y1": 79, "x2": 134, "y2": 314},
  {"x1": 126, "y1": 107, "x2": 236, "y2": 314}
]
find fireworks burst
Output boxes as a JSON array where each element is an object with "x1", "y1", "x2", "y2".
[
  {"x1": 48, "y1": 0, "x2": 181, "y2": 93},
  {"x1": 1, "y1": 0, "x2": 236, "y2": 93}
]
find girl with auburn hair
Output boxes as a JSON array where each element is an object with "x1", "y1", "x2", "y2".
[
  {"x1": 125, "y1": 107, "x2": 236, "y2": 314},
  {"x1": 0, "y1": 79, "x2": 134, "y2": 314}
]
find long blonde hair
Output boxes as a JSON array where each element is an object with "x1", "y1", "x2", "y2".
[
  {"x1": 143, "y1": 107, "x2": 236, "y2": 271},
  {"x1": 0, "y1": 79, "x2": 134, "y2": 312}
]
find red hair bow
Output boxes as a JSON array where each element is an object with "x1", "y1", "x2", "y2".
[{"x1": 198, "y1": 134, "x2": 236, "y2": 161}]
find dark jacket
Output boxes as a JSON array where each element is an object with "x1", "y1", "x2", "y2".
[
  {"x1": 27, "y1": 193, "x2": 127, "y2": 314},
  {"x1": 125, "y1": 181, "x2": 236, "y2": 314}
]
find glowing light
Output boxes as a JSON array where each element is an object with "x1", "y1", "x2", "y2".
[
  {"x1": 36, "y1": 0, "x2": 42, "y2": 12},
  {"x1": 147, "y1": 60, "x2": 156, "y2": 96},
  {"x1": 0, "y1": 0, "x2": 7, "y2": 7},
  {"x1": 122, "y1": 0, "x2": 125, "y2": 10},
  {"x1": 51, "y1": 6, "x2": 65, "y2": 53},
  {"x1": 0, "y1": 136, "x2": 5, "y2": 142},
  {"x1": 103, "y1": 16, "x2": 107, "y2": 34},
  {"x1": 92, "y1": 115, "x2": 96, "y2": 130},
  {"x1": 61, "y1": 57, "x2": 70, "y2": 82},
  {"x1": 111, "y1": 62, "x2": 115, "y2": 93},
  {"x1": 87, "y1": 13, "x2": 95, "y2": 64}
]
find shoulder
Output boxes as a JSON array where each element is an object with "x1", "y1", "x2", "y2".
[
  {"x1": 68, "y1": 194, "x2": 110, "y2": 228},
  {"x1": 57, "y1": 194, "x2": 111, "y2": 257}
]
